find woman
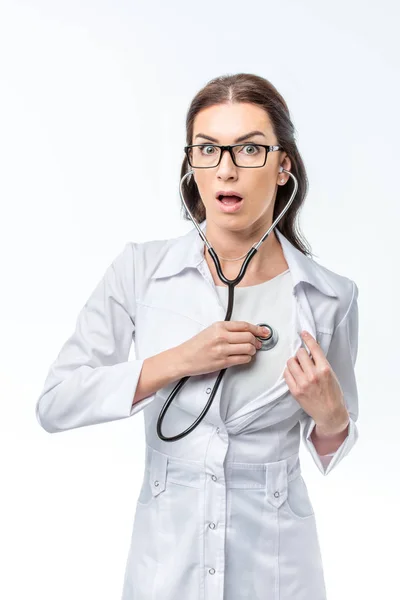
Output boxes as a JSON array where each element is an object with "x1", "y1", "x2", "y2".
[{"x1": 36, "y1": 73, "x2": 360, "y2": 600}]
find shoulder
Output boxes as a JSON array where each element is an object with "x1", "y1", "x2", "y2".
[
  {"x1": 133, "y1": 236, "x2": 175, "y2": 277},
  {"x1": 114, "y1": 236, "x2": 176, "y2": 285},
  {"x1": 313, "y1": 259, "x2": 358, "y2": 321}
]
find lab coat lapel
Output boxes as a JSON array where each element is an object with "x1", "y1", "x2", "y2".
[{"x1": 151, "y1": 219, "x2": 338, "y2": 302}]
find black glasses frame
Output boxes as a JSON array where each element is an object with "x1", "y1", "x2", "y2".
[{"x1": 184, "y1": 143, "x2": 281, "y2": 168}]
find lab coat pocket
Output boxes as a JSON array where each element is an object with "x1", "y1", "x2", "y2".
[
  {"x1": 144, "y1": 452, "x2": 203, "y2": 599},
  {"x1": 123, "y1": 460, "x2": 166, "y2": 600},
  {"x1": 157, "y1": 453, "x2": 203, "y2": 537},
  {"x1": 265, "y1": 459, "x2": 326, "y2": 597},
  {"x1": 266, "y1": 460, "x2": 314, "y2": 520},
  {"x1": 283, "y1": 474, "x2": 315, "y2": 520},
  {"x1": 137, "y1": 447, "x2": 167, "y2": 506}
]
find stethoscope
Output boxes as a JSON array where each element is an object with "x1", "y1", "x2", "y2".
[{"x1": 156, "y1": 165, "x2": 299, "y2": 442}]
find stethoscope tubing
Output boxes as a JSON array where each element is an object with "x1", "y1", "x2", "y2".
[{"x1": 156, "y1": 167, "x2": 298, "y2": 441}]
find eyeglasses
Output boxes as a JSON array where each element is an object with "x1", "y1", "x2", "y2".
[{"x1": 184, "y1": 143, "x2": 281, "y2": 168}]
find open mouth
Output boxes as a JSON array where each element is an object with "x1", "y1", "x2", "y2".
[
  {"x1": 216, "y1": 194, "x2": 244, "y2": 212},
  {"x1": 217, "y1": 194, "x2": 243, "y2": 205}
]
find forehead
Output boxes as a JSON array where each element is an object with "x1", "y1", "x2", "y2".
[{"x1": 193, "y1": 102, "x2": 273, "y2": 139}]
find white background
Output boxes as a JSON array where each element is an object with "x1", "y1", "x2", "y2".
[{"x1": 1, "y1": 1, "x2": 399, "y2": 598}]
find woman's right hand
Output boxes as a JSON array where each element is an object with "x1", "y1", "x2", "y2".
[{"x1": 177, "y1": 321, "x2": 270, "y2": 377}]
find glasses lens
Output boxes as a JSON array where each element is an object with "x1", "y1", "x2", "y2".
[{"x1": 187, "y1": 144, "x2": 267, "y2": 168}]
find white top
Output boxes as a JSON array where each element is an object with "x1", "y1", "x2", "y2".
[{"x1": 215, "y1": 269, "x2": 334, "y2": 466}]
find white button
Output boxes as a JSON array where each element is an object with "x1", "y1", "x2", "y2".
[
  {"x1": 154, "y1": 481, "x2": 159, "y2": 487},
  {"x1": 274, "y1": 491, "x2": 280, "y2": 498},
  {"x1": 206, "y1": 387, "x2": 211, "y2": 394},
  {"x1": 216, "y1": 427, "x2": 220, "y2": 433},
  {"x1": 209, "y1": 568, "x2": 216, "y2": 575},
  {"x1": 211, "y1": 475, "x2": 217, "y2": 481},
  {"x1": 209, "y1": 522, "x2": 216, "y2": 529}
]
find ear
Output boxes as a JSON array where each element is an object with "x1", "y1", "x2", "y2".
[{"x1": 280, "y1": 153, "x2": 291, "y2": 172}]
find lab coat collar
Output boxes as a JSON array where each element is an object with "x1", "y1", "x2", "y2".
[{"x1": 150, "y1": 219, "x2": 338, "y2": 298}]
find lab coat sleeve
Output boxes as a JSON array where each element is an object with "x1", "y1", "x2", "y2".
[
  {"x1": 317, "y1": 451, "x2": 335, "y2": 469},
  {"x1": 301, "y1": 280, "x2": 359, "y2": 476},
  {"x1": 35, "y1": 242, "x2": 156, "y2": 433}
]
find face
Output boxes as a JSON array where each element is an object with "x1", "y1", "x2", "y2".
[{"x1": 191, "y1": 102, "x2": 291, "y2": 234}]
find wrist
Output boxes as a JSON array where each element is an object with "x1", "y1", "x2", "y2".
[
  {"x1": 168, "y1": 345, "x2": 190, "y2": 380},
  {"x1": 315, "y1": 409, "x2": 350, "y2": 437}
]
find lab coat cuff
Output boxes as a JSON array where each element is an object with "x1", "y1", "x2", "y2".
[
  {"x1": 303, "y1": 415, "x2": 359, "y2": 476},
  {"x1": 78, "y1": 358, "x2": 157, "y2": 422},
  {"x1": 119, "y1": 359, "x2": 157, "y2": 418},
  {"x1": 128, "y1": 360, "x2": 158, "y2": 417}
]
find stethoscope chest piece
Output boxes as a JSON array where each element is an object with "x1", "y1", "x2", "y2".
[{"x1": 255, "y1": 323, "x2": 279, "y2": 351}]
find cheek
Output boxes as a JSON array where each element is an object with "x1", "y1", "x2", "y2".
[
  {"x1": 251, "y1": 176, "x2": 276, "y2": 204},
  {"x1": 194, "y1": 174, "x2": 213, "y2": 204}
]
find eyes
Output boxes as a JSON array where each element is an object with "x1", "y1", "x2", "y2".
[{"x1": 200, "y1": 144, "x2": 261, "y2": 155}]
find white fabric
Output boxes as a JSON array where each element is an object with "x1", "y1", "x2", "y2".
[
  {"x1": 215, "y1": 270, "x2": 292, "y2": 422},
  {"x1": 36, "y1": 220, "x2": 359, "y2": 599},
  {"x1": 214, "y1": 272, "x2": 335, "y2": 467}
]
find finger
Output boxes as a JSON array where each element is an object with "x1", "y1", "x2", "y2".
[
  {"x1": 286, "y1": 355, "x2": 305, "y2": 379},
  {"x1": 224, "y1": 334, "x2": 258, "y2": 355},
  {"x1": 295, "y1": 347, "x2": 316, "y2": 376},
  {"x1": 223, "y1": 321, "x2": 251, "y2": 331},
  {"x1": 226, "y1": 331, "x2": 258, "y2": 347},
  {"x1": 224, "y1": 321, "x2": 265, "y2": 338},
  {"x1": 300, "y1": 331, "x2": 324, "y2": 365},
  {"x1": 286, "y1": 357, "x2": 308, "y2": 396},
  {"x1": 283, "y1": 365, "x2": 297, "y2": 391}
]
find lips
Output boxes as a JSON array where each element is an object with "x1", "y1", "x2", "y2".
[{"x1": 215, "y1": 190, "x2": 243, "y2": 200}]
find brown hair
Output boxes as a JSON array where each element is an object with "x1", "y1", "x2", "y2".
[{"x1": 179, "y1": 73, "x2": 314, "y2": 257}]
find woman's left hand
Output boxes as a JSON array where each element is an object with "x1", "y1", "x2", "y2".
[{"x1": 283, "y1": 330, "x2": 350, "y2": 434}]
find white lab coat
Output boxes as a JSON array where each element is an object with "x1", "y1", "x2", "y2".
[{"x1": 36, "y1": 219, "x2": 360, "y2": 600}]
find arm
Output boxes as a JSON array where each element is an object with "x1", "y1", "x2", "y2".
[
  {"x1": 301, "y1": 280, "x2": 360, "y2": 476},
  {"x1": 132, "y1": 347, "x2": 185, "y2": 406},
  {"x1": 35, "y1": 242, "x2": 183, "y2": 433},
  {"x1": 311, "y1": 417, "x2": 350, "y2": 455}
]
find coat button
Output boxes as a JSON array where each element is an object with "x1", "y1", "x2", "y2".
[
  {"x1": 274, "y1": 490, "x2": 280, "y2": 498},
  {"x1": 206, "y1": 387, "x2": 211, "y2": 394},
  {"x1": 209, "y1": 568, "x2": 216, "y2": 575},
  {"x1": 211, "y1": 475, "x2": 217, "y2": 481},
  {"x1": 209, "y1": 522, "x2": 216, "y2": 529},
  {"x1": 216, "y1": 427, "x2": 220, "y2": 433},
  {"x1": 154, "y1": 481, "x2": 159, "y2": 487}
]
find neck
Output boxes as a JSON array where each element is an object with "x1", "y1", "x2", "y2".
[{"x1": 203, "y1": 224, "x2": 287, "y2": 282}]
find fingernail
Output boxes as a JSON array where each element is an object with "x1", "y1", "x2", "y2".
[{"x1": 302, "y1": 330, "x2": 309, "y2": 337}]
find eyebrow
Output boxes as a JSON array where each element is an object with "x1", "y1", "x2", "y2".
[{"x1": 194, "y1": 130, "x2": 267, "y2": 144}]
